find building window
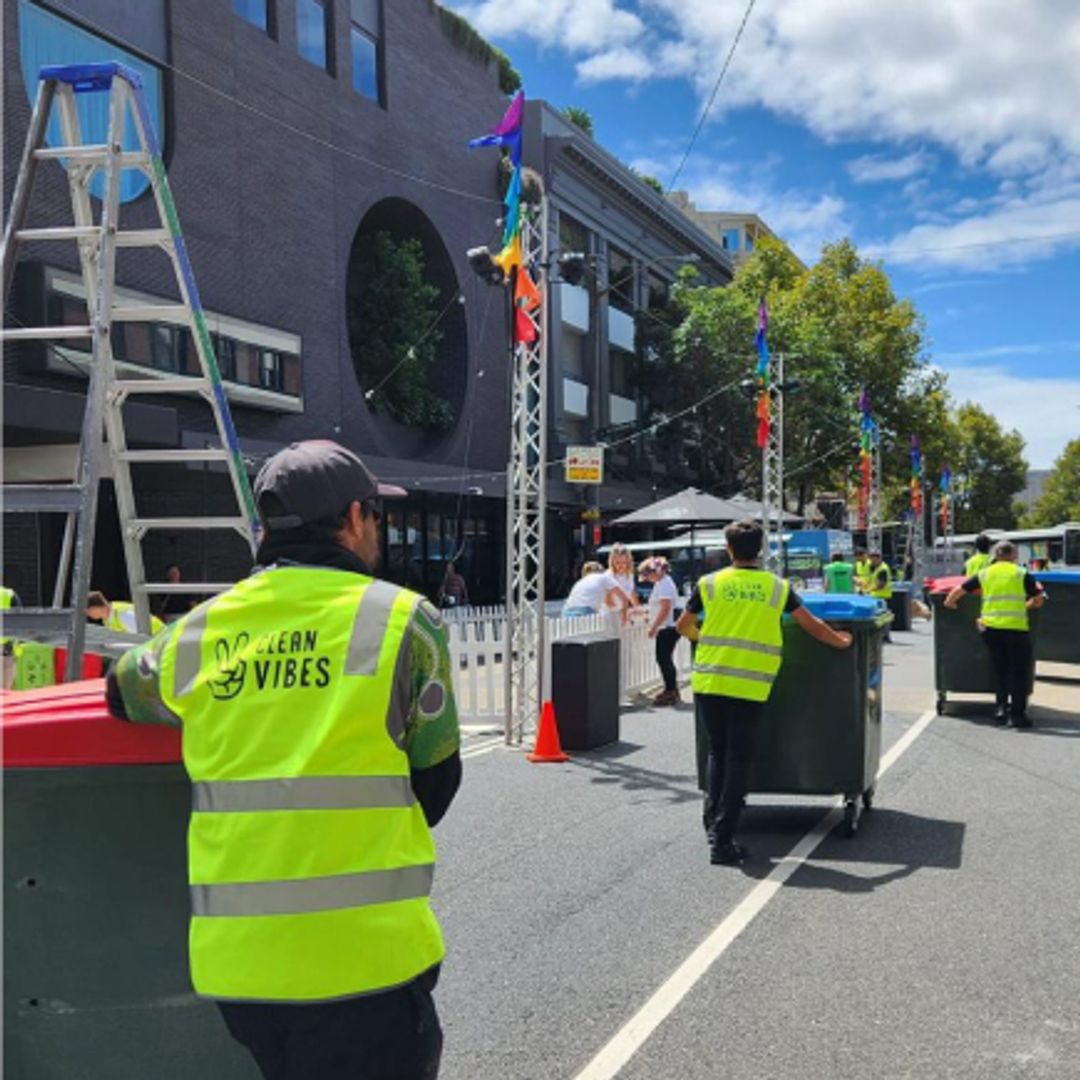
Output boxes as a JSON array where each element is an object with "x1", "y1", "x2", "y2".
[
  {"x1": 609, "y1": 348, "x2": 633, "y2": 398},
  {"x1": 722, "y1": 228, "x2": 741, "y2": 252},
  {"x1": 559, "y1": 214, "x2": 589, "y2": 258},
  {"x1": 745, "y1": 234, "x2": 755, "y2": 252},
  {"x1": 233, "y1": 0, "x2": 269, "y2": 31},
  {"x1": 608, "y1": 247, "x2": 635, "y2": 315},
  {"x1": 297, "y1": 0, "x2": 330, "y2": 70},
  {"x1": 647, "y1": 271, "x2": 669, "y2": 310},
  {"x1": 258, "y1": 349, "x2": 283, "y2": 392},
  {"x1": 350, "y1": 0, "x2": 381, "y2": 102},
  {"x1": 18, "y1": 0, "x2": 165, "y2": 204},
  {"x1": 214, "y1": 335, "x2": 237, "y2": 382}
]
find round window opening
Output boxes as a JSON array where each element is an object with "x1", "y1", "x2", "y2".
[{"x1": 346, "y1": 199, "x2": 467, "y2": 431}]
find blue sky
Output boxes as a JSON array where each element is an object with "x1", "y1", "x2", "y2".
[{"x1": 448, "y1": 0, "x2": 1080, "y2": 469}]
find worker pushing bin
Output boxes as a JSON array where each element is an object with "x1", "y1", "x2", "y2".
[
  {"x1": 1032, "y1": 569, "x2": 1080, "y2": 666},
  {"x1": 3, "y1": 680, "x2": 258, "y2": 1079},
  {"x1": 929, "y1": 576, "x2": 1040, "y2": 715},
  {"x1": 695, "y1": 594, "x2": 891, "y2": 838}
]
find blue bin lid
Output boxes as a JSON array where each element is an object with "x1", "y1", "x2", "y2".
[
  {"x1": 1034, "y1": 570, "x2": 1080, "y2": 584},
  {"x1": 795, "y1": 593, "x2": 888, "y2": 621}
]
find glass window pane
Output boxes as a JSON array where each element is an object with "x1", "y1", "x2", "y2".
[
  {"x1": 216, "y1": 336, "x2": 236, "y2": 382},
  {"x1": 608, "y1": 247, "x2": 634, "y2": 314},
  {"x1": 151, "y1": 324, "x2": 176, "y2": 371},
  {"x1": 123, "y1": 323, "x2": 152, "y2": 366},
  {"x1": 559, "y1": 214, "x2": 589, "y2": 257},
  {"x1": 350, "y1": 27, "x2": 379, "y2": 101},
  {"x1": 350, "y1": 0, "x2": 379, "y2": 34},
  {"x1": 296, "y1": 0, "x2": 328, "y2": 69},
  {"x1": 233, "y1": 0, "x2": 268, "y2": 31},
  {"x1": 281, "y1": 353, "x2": 302, "y2": 396}
]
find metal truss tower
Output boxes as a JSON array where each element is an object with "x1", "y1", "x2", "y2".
[
  {"x1": 867, "y1": 434, "x2": 883, "y2": 556},
  {"x1": 504, "y1": 202, "x2": 549, "y2": 745},
  {"x1": 762, "y1": 351, "x2": 785, "y2": 573}
]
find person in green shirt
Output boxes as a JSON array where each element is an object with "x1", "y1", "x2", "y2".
[
  {"x1": 823, "y1": 553, "x2": 856, "y2": 594},
  {"x1": 964, "y1": 533, "x2": 993, "y2": 578}
]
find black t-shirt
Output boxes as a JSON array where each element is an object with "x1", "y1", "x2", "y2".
[
  {"x1": 686, "y1": 570, "x2": 803, "y2": 616},
  {"x1": 961, "y1": 567, "x2": 1039, "y2": 597}
]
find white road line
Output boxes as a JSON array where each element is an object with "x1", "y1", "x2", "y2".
[
  {"x1": 573, "y1": 707, "x2": 938, "y2": 1080},
  {"x1": 461, "y1": 736, "x2": 506, "y2": 759}
]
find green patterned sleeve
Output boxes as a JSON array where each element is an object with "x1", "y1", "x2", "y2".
[
  {"x1": 404, "y1": 600, "x2": 460, "y2": 768},
  {"x1": 111, "y1": 622, "x2": 183, "y2": 726}
]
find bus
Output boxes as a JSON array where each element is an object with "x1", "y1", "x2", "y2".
[{"x1": 940, "y1": 523, "x2": 1080, "y2": 569}]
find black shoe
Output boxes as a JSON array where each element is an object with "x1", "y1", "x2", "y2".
[
  {"x1": 994, "y1": 705, "x2": 1010, "y2": 726},
  {"x1": 710, "y1": 841, "x2": 749, "y2": 865},
  {"x1": 1012, "y1": 714, "x2": 1033, "y2": 729}
]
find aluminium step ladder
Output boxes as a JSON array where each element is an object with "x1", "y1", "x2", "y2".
[{"x1": 1, "y1": 62, "x2": 259, "y2": 680}]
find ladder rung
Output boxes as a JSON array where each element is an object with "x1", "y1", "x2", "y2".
[
  {"x1": 1, "y1": 609, "x2": 75, "y2": 640},
  {"x1": 13, "y1": 227, "x2": 170, "y2": 247},
  {"x1": 112, "y1": 305, "x2": 191, "y2": 323},
  {"x1": 140, "y1": 583, "x2": 232, "y2": 595},
  {"x1": 1, "y1": 325, "x2": 92, "y2": 340},
  {"x1": 34, "y1": 146, "x2": 148, "y2": 167},
  {"x1": 3, "y1": 485, "x2": 83, "y2": 513},
  {"x1": 129, "y1": 517, "x2": 247, "y2": 532},
  {"x1": 117, "y1": 449, "x2": 229, "y2": 464},
  {"x1": 112, "y1": 378, "x2": 210, "y2": 397}
]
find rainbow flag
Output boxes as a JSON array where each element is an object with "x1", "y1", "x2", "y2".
[{"x1": 754, "y1": 299, "x2": 770, "y2": 448}]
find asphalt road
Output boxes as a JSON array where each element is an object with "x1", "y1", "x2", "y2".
[{"x1": 432, "y1": 621, "x2": 1080, "y2": 1080}]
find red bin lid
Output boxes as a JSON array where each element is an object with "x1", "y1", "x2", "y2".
[
  {"x1": 926, "y1": 575, "x2": 970, "y2": 595},
  {"x1": 2, "y1": 679, "x2": 182, "y2": 768}
]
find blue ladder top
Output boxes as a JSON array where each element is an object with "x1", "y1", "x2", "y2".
[{"x1": 38, "y1": 62, "x2": 144, "y2": 93}]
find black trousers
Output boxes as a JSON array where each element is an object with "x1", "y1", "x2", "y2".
[
  {"x1": 655, "y1": 627, "x2": 679, "y2": 692},
  {"x1": 700, "y1": 694, "x2": 761, "y2": 845},
  {"x1": 982, "y1": 627, "x2": 1033, "y2": 713},
  {"x1": 218, "y1": 972, "x2": 442, "y2": 1080}
]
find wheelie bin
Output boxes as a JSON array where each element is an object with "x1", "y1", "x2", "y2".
[
  {"x1": 695, "y1": 594, "x2": 891, "y2": 837},
  {"x1": 928, "y1": 576, "x2": 1040, "y2": 715},
  {"x1": 3, "y1": 681, "x2": 259, "y2": 1080},
  {"x1": 886, "y1": 582, "x2": 914, "y2": 631},
  {"x1": 1032, "y1": 569, "x2": 1080, "y2": 665}
]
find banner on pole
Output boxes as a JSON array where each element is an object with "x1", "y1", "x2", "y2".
[{"x1": 566, "y1": 446, "x2": 604, "y2": 484}]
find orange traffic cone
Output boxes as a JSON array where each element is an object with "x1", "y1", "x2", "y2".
[{"x1": 527, "y1": 700, "x2": 569, "y2": 763}]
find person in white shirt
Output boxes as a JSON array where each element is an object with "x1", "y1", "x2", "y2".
[
  {"x1": 640, "y1": 556, "x2": 681, "y2": 705},
  {"x1": 563, "y1": 562, "x2": 628, "y2": 618},
  {"x1": 605, "y1": 543, "x2": 639, "y2": 620}
]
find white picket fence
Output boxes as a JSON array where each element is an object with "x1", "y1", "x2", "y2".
[{"x1": 446, "y1": 609, "x2": 692, "y2": 728}]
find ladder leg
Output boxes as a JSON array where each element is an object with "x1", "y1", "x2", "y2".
[
  {"x1": 1, "y1": 80, "x2": 55, "y2": 300},
  {"x1": 56, "y1": 87, "x2": 101, "y2": 317},
  {"x1": 52, "y1": 512, "x2": 76, "y2": 609}
]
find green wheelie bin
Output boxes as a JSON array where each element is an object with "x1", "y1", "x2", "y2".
[
  {"x1": 928, "y1": 576, "x2": 1040, "y2": 715},
  {"x1": 695, "y1": 594, "x2": 891, "y2": 837},
  {"x1": 1032, "y1": 570, "x2": 1080, "y2": 665},
  {"x1": 3, "y1": 680, "x2": 259, "y2": 1080}
]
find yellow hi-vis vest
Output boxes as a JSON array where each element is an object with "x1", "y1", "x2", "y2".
[
  {"x1": 106, "y1": 601, "x2": 164, "y2": 636},
  {"x1": 868, "y1": 562, "x2": 892, "y2": 600},
  {"x1": 691, "y1": 567, "x2": 789, "y2": 703},
  {"x1": 1, "y1": 586, "x2": 14, "y2": 645},
  {"x1": 855, "y1": 559, "x2": 871, "y2": 588},
  {"x1": 159, "y1": 566, "x2": 444, "y2": 1002},
  {"x1": 965, "y1": 552, "x2": 991, "y2": 578},
  {"x1": 978, "y1": 562, "x2": 1029, "y2": 631}
]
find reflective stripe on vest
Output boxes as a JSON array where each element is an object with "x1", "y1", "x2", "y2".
[
  {"x1": 978, "y1": 563, "x2": 1029, "y2": 631},
  {"x1": 160, "y1": 567, "x2": 444, "y2": 1003},
  {"x1": 692, "y1": 567, "x2": 788, "y2": 703}
]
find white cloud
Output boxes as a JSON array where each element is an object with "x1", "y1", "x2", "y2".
[
  {"x1": 847, "y1": 151, "x2": 934, "y2": 184},
  {"x1": 942, "y1": 366, "x2": 1080, "y2": 469},
  {"x1": 576, "y1": 47, "x2": 655, "y2": 84},
  {"x1": 452, "y1": 0, "x2": 644, "y2": 53},
  {"x1": 634, "y1": 153, "x2": 851, "y2": 262}
]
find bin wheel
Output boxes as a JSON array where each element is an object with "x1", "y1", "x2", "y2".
[
  {"x1": 862, "y1": 787, "x2": 875, "y2": 811},
  {"x1": 843, "y1": 800, "x2": 859, "y2": 838},
  {"x1": 936, "y1": 694, "x2": 946, "y2": 716}
]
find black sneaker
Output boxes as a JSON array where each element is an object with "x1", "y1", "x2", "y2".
[
  {"x1": 994, "y1": 705, "x2": 1010, "y2": 726},
  {"x1": 710, "y1": 841, "x2": 749, "y2": 865},
  {"x1": 1012, "y1": 714, "x2": 1034, "y2": 729}
]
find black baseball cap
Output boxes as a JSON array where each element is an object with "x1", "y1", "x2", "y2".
[{"x1": 254, "y1": 440, "x2": 406, "y2": 529}]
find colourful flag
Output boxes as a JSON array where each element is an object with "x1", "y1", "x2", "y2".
[{"x1": 754, "y1": 298, "x2": 770, "y2": 448}]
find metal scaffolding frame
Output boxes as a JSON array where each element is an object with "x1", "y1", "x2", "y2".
[
  {"x1": 867, "y1": 434, "x2": 883, "y2": 556},
  {"x1": 761, "y1": 351, "x2": 785, "y2": 573},
  {"x1": 503, "y1": 200, "x2": 549, "y2": 745}
]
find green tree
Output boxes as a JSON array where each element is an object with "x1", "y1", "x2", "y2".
[
  {"x1": 346, "y1": 231, "x2": 453, "y2": 430},
  {"x1": 1021, "y1": 438, "x2": 1080, "y2": 525},
  {"x1": 563, "y1": 106, "x2": 594, "y2": 138},
  {"x1": 950, "y1": 403, "x2": 1029, "y2": 531}
]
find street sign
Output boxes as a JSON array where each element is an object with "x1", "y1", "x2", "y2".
[{"x1": 566, "y1": 445, "x2": 604, "y2": 484}]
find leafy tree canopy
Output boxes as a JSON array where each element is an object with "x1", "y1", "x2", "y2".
[
  {"x1": 563, "y1": 106, "x2": 595, "y2": 138},
  {"x1": 1021, "y1": 438, "x2": 1080, "y2": 526}
]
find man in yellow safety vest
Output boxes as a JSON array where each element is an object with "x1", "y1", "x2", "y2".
[
  {"x1": 676, "y1": 520, "x2": 853, "y2": 865},
  {"x1": 964, "y1": 533, "x2": 993, "y2": 578},
  {"x1": 87, "y1": 591, "x2": 165, "y2": 636},
  {"x1": 107, "y1": 440, "x2": 461, "y2": 1079},
  {"x1": 944, "y1": 539, "x2": 1044, "y2": 726}
]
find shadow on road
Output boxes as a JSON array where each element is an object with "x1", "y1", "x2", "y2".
[
  {"x1": 1022, "y1": 705, "x2": 1080, "y2": 738},
  {"x1": 740, "y1": 807, "x2": 966, "y2": 893},
  {"x1": 569, "y1": 743, "x2": 701, "y2": 805}
]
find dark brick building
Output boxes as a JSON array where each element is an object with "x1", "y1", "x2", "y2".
[{"x1": 3, "y1": 0, "x2": 732, "y2": 608}]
